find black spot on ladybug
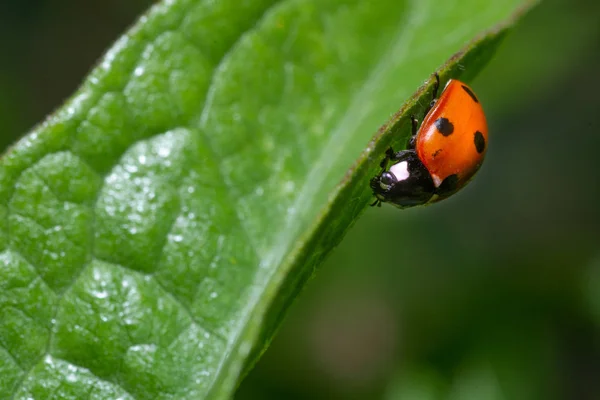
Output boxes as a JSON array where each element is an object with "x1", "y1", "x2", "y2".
[
  {"x1": 432, "y1": 149, "x2": 442, "y2": 158},
  {"x1": 461, "y1": 85, "x2": 479, "y2": 103},
  {"x1": 434, "y1": 117, "x2": 454, "y2": 136},
  {"x1": 436, "y1": 174, "x2": 459, "y2": 196},
  {"x1": 474, "y1": 131, "x2": 486, "y2": 153}
]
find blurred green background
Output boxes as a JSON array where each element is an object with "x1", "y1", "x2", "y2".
[{"x1": 1, "y1": 0, "x2": 599, "y2": 399}]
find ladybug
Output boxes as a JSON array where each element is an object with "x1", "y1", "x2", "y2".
[{"x1": 370, "y1": 74, "x2": 488, "y2": 208}]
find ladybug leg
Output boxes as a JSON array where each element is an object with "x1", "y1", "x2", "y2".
[
  {"x1": 377, "y1": 146, "x2": 395, "y2": 172},
  {"x1": 378, "y1": 156, "x2": 387, "y2": 172},
  {"x1": 378, "y1": 147, "x2": 412, "y2": 173},
  {"x1": 422, "y1": 73, "x2": 440, "y2": 117},
  {"x1": 369, "y1": 177, "x2": 383, "y2": 207},
  {"x1": 411, "y1": 115, "x2": 419, "y2": 136},
  {"x1": 407, "y1": 115, "x2": 418, "y2": 149},
  {"x1": 385, "y1": 146, "x2": 397, "y2": 159},
  {"x1": 432, "y1": 72, "x2": 440, "y2": 98},
  {"x1": 370, "y1": 176, "x2": 380, "y2": 191},
  {"x1": 386, "y1": 147, "x2": 411, "y2": 163}
]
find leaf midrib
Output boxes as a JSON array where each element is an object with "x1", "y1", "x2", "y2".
[
  {"x1": 261, "y1": 0, "x2": 430, "y2": 286},
  {"x1": 210, "y1": 0, "x2": 433, "y2": 390}
]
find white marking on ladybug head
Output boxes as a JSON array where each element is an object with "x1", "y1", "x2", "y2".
[
  {"x1": 390, "y1": 161, "x2": 409, "y2": 181},
  {"x1": 432, "y1": 174, "x2": 443, "y2": 187}
]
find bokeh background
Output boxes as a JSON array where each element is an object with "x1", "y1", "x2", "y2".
[{"x1": 1, "y1": 0, "x2": 599, "y2": 399}]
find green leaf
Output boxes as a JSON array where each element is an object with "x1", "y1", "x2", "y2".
[{"x1": 0, "y1": 0, "x2": 536, "y2": 398}]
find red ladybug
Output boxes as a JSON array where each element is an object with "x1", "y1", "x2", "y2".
[{"x1": 370, "y1": 74, "x2": 488, "y2": 208}]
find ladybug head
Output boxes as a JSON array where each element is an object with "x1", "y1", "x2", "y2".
[{"x1": 370, "y1": 151, "x2": 435, "y2": 208}]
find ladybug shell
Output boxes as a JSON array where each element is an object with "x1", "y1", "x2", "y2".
[{"x1": 416, "y1": 79, "x2": 488, "y2": 196}]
